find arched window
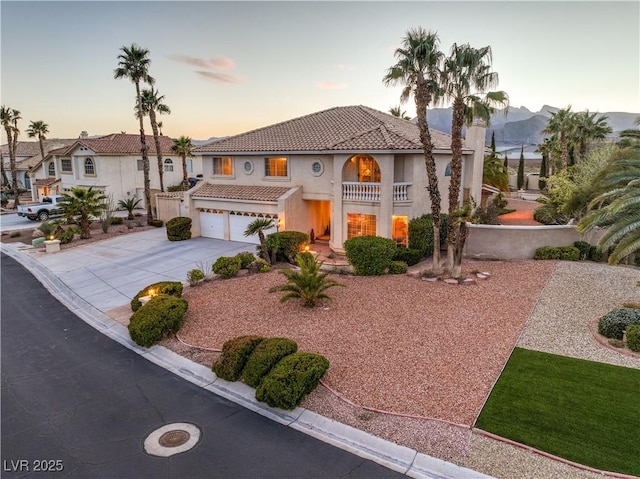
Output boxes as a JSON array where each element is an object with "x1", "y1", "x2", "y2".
[
  {"x1": 444, "y1": 163, "x2": 452, "y2": 177},
  {"x1": 48, "y1": 161, "x2": 55, "y2": 177},
  {"x1": 84, "y1": 158, "x2": 95, "y2": 175},
  {"x1": 163, "y1": 158, "x2": 174, "y2": 172}
]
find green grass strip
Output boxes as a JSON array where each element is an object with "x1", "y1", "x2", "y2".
[{"x1": 475, "y1": 347, "x2": 640, "y2": 476}]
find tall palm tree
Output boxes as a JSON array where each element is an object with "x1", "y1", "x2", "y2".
[
  {"x1": 482, "y1": 154, "x2": 509, "y2": 192},
  {"x1": 157, "y1": 121, "x2": 164, "y2": 136},
  {"x1": 543, "y1": 106, "x2": 575, "y2": 170},
  {"x1": 60, "y1": 186, "x2": 107, "y2": 239},
  {"x1": 383, "y1": 27, "x2": 444, "y2": 273},
  {"x1": 0, "y1": 106, "x2": 13, "y2": 188},
  {"x1": 439, "y1": 43, "x2": 508, "y2": 275},
  {"x1": 388, "y1": 105, "x2": 411, "y2": 120},
  {"x1": 1, "y1": 106, "x2": 22, "y2": 206},
  {"x1": 171, "y1": 136, "x2": 192, "y2": 190},
  {"x1": 138, "y1": 87, "x2": 171, "y2": 192},
  {"x1": 114, "y1": 44, "x2": 155, "y2": 224},
  {"x1": 244, "y1": 218, "x2": 275, "y2": 264},
  {"x1": 573, "y1": 111, "x2": 612, "y2": 161},
  {"x1": 577, "y1": 148, "x2": 640, "y2": 264},
  {"x1": 26, "y1": 120, "x2": 50, "y2": 180}
]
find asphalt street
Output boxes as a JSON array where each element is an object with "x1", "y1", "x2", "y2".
[{"x1": 1, "y1": 253, "x2": 405, "y2": 479}]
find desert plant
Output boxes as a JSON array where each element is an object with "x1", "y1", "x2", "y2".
[
  {"x1": 255, "y1": 352, "x2": 330, "y2": 410},
  {"x1": 130, "y1": 281, "x2": 183, "y2": 312},
  {"x1": 118, "y1": 196, "x2": 141, "y2": 220},
  {"x1": 186, "y1": 269, "x2": 205, "y2": 286},
  {"x1": 37, "y1": 220, "x2": 57, "y2": 238},
  {"x1": 235, "y1": 251, "x2": 256, "y2": 269},
  {"x1": 244, "y1": 218, "x2": 275, "y2": 264},
  {"x1": 243, "y1": 337, "x2": 298, "y2": 388},
  {"x1": 388, "y1": 260, "x2": 409, "y2": 274},
  {"x1": 212, "y1": 335, "x2": 265, "y2": 381},
  {"x1": 344, "y1": 235, "x2": 397, "y2": 276},
  {"x1": 128, "y1": 295, "x2": 188, "y2": 347},
  {"x1": 56, "y1": 226, "x2": 80, "y2": 244},
  {"x1": 166, "y1": 216, "x2": 192, "y2": 241},
  {"x1": 247, "y1": 258, "x2": 270, "y2": 274},
  {"x1": 59, "y1": 186, "x2": 107, "y2": 239},
  {"x1": 598, "y1": 307, "x2": 640, "y2": 340},
  {"x1": 111, "y1": 216, "x2": 124, "y2": 225},
  {"x1": 264, "y1": 231, "x2": 309, "y2": 264},
  {"x1": 626, "y1": 324, "x2": 640, "y2": 352},
  {"x1": 212, "y1": 256, "x2": 242, "y2": 278},
  {"x1": 269, "y1": 252, "x2": 344, "y2": 307}
]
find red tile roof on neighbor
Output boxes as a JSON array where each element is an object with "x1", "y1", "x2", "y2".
[
  {"x1": 66, "y1": 134, "x2": 176, "y2": 155},
  {"x1": 193, "y1": 105, "x2": 454, "y2": 153},
  {"x1": 193, "y1": 183, "x2": 292, "y2": 202},
  {"x1": 33, "y1": 178, "x2": 60, "y2": 186}
]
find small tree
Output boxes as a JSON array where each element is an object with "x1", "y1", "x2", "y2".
[
  {"x1": 517, "y1": 145, "x2": 525, "y2": 190},
  {"x1": 244, "y1": 218, "x2": 274, "y2": 264},
  {"x1": 59, "y1": 187, "x2": 107, "y2": 239},
  {"x1": 269, "y1": 252, "x2": 344, "y2": 308},
  {"x1": 118, "y1": 196, "x2": 142, "y2": 220}
]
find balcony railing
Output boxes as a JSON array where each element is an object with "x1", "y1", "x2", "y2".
[{"x1": 342, "y1": 182, "x2": 411, "y2": 202}]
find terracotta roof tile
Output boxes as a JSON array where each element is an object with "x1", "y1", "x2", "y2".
[
  {"x1": 33, "y1": 178, "x2": 60, "y2": 186},
  {"x1": 70, "y1": 134, "x2": 176, "y2": 155},
  {"x1": 193, "y1": 183, "x2": 291, "y2": 202},
  {"x1": 193, "y1": 105, "x2": 452, "y2": 153}
]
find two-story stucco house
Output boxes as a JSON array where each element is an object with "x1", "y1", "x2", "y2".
[
  {"x1": 28, "y1": 133, "x2": 203, "y2": 208},
  {"x1": 169, "y1": 105, "x2": 486, "y2": 253}
]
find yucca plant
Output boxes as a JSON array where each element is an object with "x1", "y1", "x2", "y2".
[
  {"x1": 118, "y1": 196, "x2": 142, "y2": 220},
  {"x1": 269, "y1": 252, "x2": 344, "y2": 308}
]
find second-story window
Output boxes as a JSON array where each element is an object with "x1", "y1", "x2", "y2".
[
  {"x1": 164, "y1": 158, "x2": 174, "y2": 172},
  {"x1": 84, "y1": 158, "x2": 95, "y2": 175},
  {"x1": 264, "y1": 157, "x2": 288, "y2": 177},
  {"x1": 61, "y1": 159, "x2": 72, "y2": 173},
  {"x1": 213, "y1": 157, "x2": 233, "y2": 175},
  {"x1": 48, "y1": 161, "x2": 55, "y2": 177}
]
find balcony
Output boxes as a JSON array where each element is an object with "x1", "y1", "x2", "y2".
[{"x1": 342, "y1": 182, "x2": 411, "y2": 202}]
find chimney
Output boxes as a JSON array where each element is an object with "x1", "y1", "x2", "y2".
[{"x1": 464, "y1": 118, "x2": 488, "y2": 205}]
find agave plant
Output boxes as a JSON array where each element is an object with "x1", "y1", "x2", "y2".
[{"x1": 118, "y1": 196, "x2": 142, "y2": 220}]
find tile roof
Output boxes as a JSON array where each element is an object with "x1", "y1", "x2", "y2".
[
  {"x1": 192, "y1": 183, "x2": 292, "y2": 202},
  {"x1": 33, "y1": 178, "x2": 60, "y2": 186},
  {"x1": 1, "y1": 139, "x2": 76, "y2": 169},
  {"x1": 193, "y1": 105, "x2": 453, "y2": 153},
  {"x1": 69, "y1": 133, "x2": 176, "y2": 155}
]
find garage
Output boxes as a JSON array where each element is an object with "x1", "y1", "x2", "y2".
[
  {"x1": 229, "y1": 212, "x2": 277, "y2": 243},
  {"x1": 199, "y1": 210, "x2": 224, "y2": 239}
]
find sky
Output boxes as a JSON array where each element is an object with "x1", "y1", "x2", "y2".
[{"x1": 1, "y1": 1, "x2": 638, "y2": 142}]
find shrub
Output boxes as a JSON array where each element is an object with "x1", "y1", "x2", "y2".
[
  {"x1": 392, "y1": 247, "x2": 422, "y2": 266},
  {"x1": 533, "y1": 204, "x2": 563, "y2": 225},
  {"x1": 131, "y1": 281, "x2": 183, "y2": 312},
  {"x1": 111, "y1": 216, "x2": 124, "y2": 225},
  {"x1": 573, "y1": 241, "x2": 591, "y2": 260},
  {"x1": 344, "y1": 235, "x2": 397, "y2": 276},
  {"x1": 149, "y1": 219, "x2": 164, "y2": 227},
  {"x1": 388, "y1": 260, "x2": 408, "y2": 274},
  {"x1": 243, "y1": 337, "x2": 298, "y2": 388},
  {"x1": 534, "y1": 246, "x2": 580, "y2": 261},
  {"x1": 407, "y1": 214, "x2": 448, "y2": 257},
  {"x1": 265, "y1": 231, "x2": 309, "y2": 263},
  {"x1": 626, "y1": 324, "x2": 640, "y2": 353},
  {"x1": 212, "y1": 335, "x2": 265, "y2": 381},
  {"x1": 166, "y1": 216, "x2": 192, "y2": 241},
  {"x1": 186, "y1": 269, "x2": 205, "y2": 286},
  {"x1": 9, "y1": 231, "x2": 20, "y2": 238},
  {"x1": 589, "y1": 245, "x2": 604, "y2": 262},
  {"x1": 212, "y1": 256, "x2": 242, "y2": 278},
  {"x1": 598, "y1": 308, "x2": 640, "y2": 340},
  {"x1": 255, "y1": 352, "x2": 330, "y2": 410},
  {"x1": 248, "y1": 258, "x2": 270, "y2": 274},
  {"x1": 56, "y1": 226, "x2": 80, "y2": 245},
  {"x1": 128, "y1": 295, "x2": 188, "y2": 347},
  {"x1": 235, "y1": 251, "x2": 256, "y2": 269}
]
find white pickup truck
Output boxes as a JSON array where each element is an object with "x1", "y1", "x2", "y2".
[{"x1": 17, "y1": 195, "x2": 65, "y2": 221}]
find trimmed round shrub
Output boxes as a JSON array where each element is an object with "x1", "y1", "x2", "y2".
[
  {"x1": 128, "y1": 295, "x2": 188, "y2": 347},
  {"x1": 243, "y1": 337, "x2": 298, "y2": 388},
  {"x1": 626, "y1": 324, "x2": 640, "y2": 352},
  {"x1": 344, "y1": 235, "x2": 397, "y2": 276},
  {"x1": 392, "y1": 247, "x2": 422, "y2": 266},
  {"x1": 533, "y1": 204, "x2": 562, "y2": 225},
  {"x1": 186, "y1": 269, "x2": 205, "y2": 286},
  {"x1": 534, "y1": 246, "x2": 580, "y2": 261},
  {"x1": 255, "y1": 352, "x2": 330, "y2": 410},
  {"x1": 131, "y1": 281, "x2": 183, "y2": 312},
  {"x1": 248, "y1": 258, "x2": 270, "y2": 273},
  {"x1": 212, "y1": 256, "x2": 242, "y2": 278},
  {"x1": 265, "y1": 231, "x2": 309, "y2": 263},
  {"x1": 235, "y1": 251, "x2": 256, "y2": 269},
  {"x1": 388, "y1": 260, "x2": 408, "y2": 274},
  {"x1": 166, "y1": 216, "x2": 192, "y2": 241},
  {"x1": 598, "y1": 307, "x2": 640, "y2": 340},
  {"x1": 212, "y1": 335, "x2": 265, "y2": 381}
]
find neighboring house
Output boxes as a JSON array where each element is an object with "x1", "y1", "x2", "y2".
[
  {"x1": 167, "y1": 105, "x2": 486, "y2": 252},
  {"x1": 28, "y1": 133, "x2": 203, "y2": 208}
]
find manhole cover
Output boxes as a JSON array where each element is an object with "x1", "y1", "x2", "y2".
[{"x1": 144, "y1": 423, "x2": 200, "y2": 457}]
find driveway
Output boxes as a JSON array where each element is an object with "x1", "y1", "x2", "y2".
[{"x1": 0, "y1": 212, "x2": 39, "y2": 232}]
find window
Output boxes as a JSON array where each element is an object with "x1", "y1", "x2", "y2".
[
  {"x1": 137, "y1": 160, "x2": 144, "y2": 171},
  {"x1": 347, "y1": 213, "x2": 376, "y2": 238},
  {"x1": 84, "y1": 158, "x2": 95, "y2": 176},
  {"x1": 445, "y1": 163, "x2": 452, "y2": 177},
  {"x1": 187, "y1": 159, "x2": 193, "y2": 173},
  {"x1": 163, "y1": 158, "x2": 174, "y2": 172},
  {"x1": 264, "y1": 157, "x2": 288, "y2": 177},
  {"x1": 311, "y1": 160, "x2": 324, "y2": 176},
  {"x1": 213, "y1": 157, "x2": 233, "y2": 175},
  {"x1": 48, "y1": 162, "x2": 55, "y2": 177},
  {"x1": 392, "y1": 215, "x2": 408, "y2": 247},
  {"x1": 356, "y1": 156, "x2": 380, "y2": 182},
  {"x1": 61, "y1": 159, "x2": 72, "y2": 173}
]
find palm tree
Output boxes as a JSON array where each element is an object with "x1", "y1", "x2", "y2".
[
  {"x1": 157, "y1": 121, "x2": 164, "y2": 136},
  {"x1": 269, "y1": 252, "x2": 344, "y2": 307},
  {"x1": 543, "y1": 106, "x2": 575, "y2": 170},
  {"x1": 1, "y1": 106, "x2": 22, "y2": 206},
  {"x1": 573, "y1": 111, "x2": 612, "y2": 161},
  {"x1": 114, "y1": 44, "x2": 155, "y2": 224},
  {"x1": 439, "y1": 43, "x2": 508, "y2": 274},
  {"x1": 244, "y1": 218, "x2": 275, "y2": 264},
  {"x1": 618, "y1": 129, "x2": 640, "y2": 150},
  {"x1": 26, "y1": 120, "x2": 50, "y2": 182},
  {"x1": 59, "y1": 187, "x2": 107, "y2": 239},
  {"x1": 0, "y1": 106, "x2": 14, "y2": 188},
  {"x1": 118, "y1": 196, "x2": 142, "y2": 220},
  {"x1": 388, "y1": 105, "x2": 411, "y2": 120},
  {"x1": 578, "y1": 148, "x2": 640, "y2": 264},
  {"x1": 482, "y1": 154, "x2": 509, "y2": 192},
  {"x1": 383, "y1": 27, "x2": 444, "y2": 273},
  {"x1": 138, "y1": 87, "x2": 171, "y2": 192},
  {"x1": 171, "y1": 136, "x2": 192, "y2": 190}
]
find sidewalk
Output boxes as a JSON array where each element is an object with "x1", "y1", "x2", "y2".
[{"x1": 0, "y1": 230, "x2": 494, "y2": 479}]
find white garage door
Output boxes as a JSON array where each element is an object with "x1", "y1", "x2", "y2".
[
  {"x1": 199, "y1": 211, "x2": 224, "y2": 239},
  {"x1": 229, "y1": 213, "x2": 277, "y2": 243}
]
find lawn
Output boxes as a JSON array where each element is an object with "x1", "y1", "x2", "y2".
[{"x1": 475, "y1": 347, "x2": 640, "y2": 476}]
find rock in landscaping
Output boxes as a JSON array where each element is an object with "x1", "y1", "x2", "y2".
[{"x1": 444, "y1": 278, "x2": 459, "y2": 285}]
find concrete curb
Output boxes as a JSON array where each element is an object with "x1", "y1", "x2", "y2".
[{"x1": 1, "y1": 242, "x2": 494, "y2": 479}]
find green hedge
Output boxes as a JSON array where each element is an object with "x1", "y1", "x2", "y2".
[
  {"x1": 243, "y1": 337, "x2": 298, "y2": 388},
  {"x1": 166, "y1": 216, "x2": 192, "y2": 241},
  {"x1": 626, "y1": 325, "x2": 640, "y2": 353},
  {"x1": 255, "y1": 352, "x2": 330, "y2": 410},
  {"x1": 407, "y1": 214, "x2": 448, "y2": 257},
  {"x1": 388, "y1": 260, "x2": 408, "y2": 274},
  {"x1": 392, "y1": 247, "x2": 422, "y2": 266},
  {"x1": 235, "y1": 251, "x2": 256, "y2": 269},
  {"x1": 265, "y1": 231, "x2": 309, "y2": 263},
  {"x1": 212, "y1": 256, "x2": 242, "y2": 278},
  {"x1": 128, "y1": 295, "x2": 188, "y2": 347},
  {"x1": 598, "y1": 308, "x2": 640, "y2": 340},
  {"x1": 131, "y1": 281, "x2": 184, "y2": 312},
  {"x1": 212, "y1": 335, "x2": 265, "y2": 381},
  {"x1": 534, "y1": 246, "x2": 580, "y2": 261},
  {"x1": 344, "y1": 235, "x2": 397, "y2": 276}
]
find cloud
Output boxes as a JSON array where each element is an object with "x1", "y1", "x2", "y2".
[
  {"x1": 168, "y1": 54, "x2": 236, "y2": 70},
  {"x1": 317, "y1": 81, "x2": 349, "y2": 90},
  {"x1": 196, "y1": 71, "x2": 244, "y2": 84}
]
